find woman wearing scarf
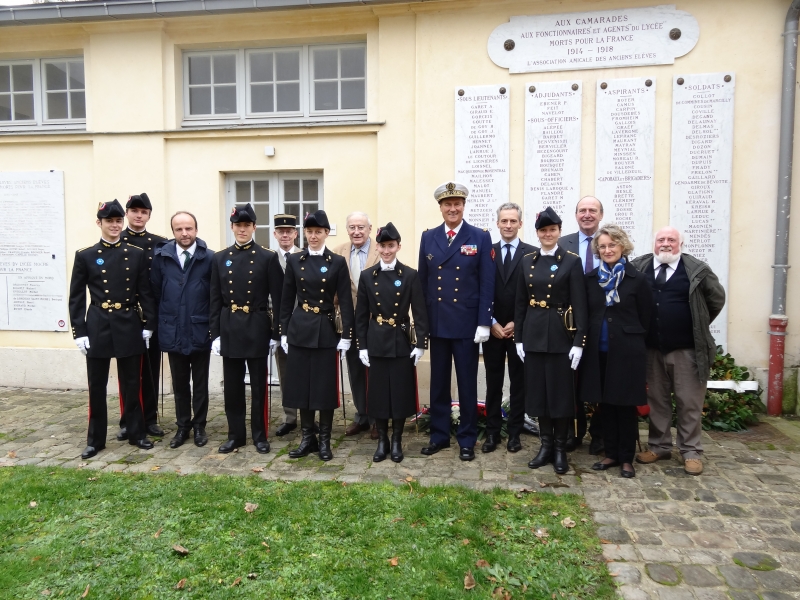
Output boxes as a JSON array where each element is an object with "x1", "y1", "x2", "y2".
[
  {"x1": 579, "y1": 224, "x2": 653, "y2": 478},
  {"x1": 514, "y1": 207, "x2": 588, "y2": 475}
]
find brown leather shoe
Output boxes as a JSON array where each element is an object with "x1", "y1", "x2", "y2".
[
  {"x1": 370, "y1": 424, "x2": 380, "y2": 440},
  {"x1": 345, "y1": 422, "x2": 370, "y2": 436},
  {"x1": 684, "y1": 458, "x2": 703, "y2": 476},
  {"x1": 635, "y1": 450, "x2": 670, "y2": 464}
]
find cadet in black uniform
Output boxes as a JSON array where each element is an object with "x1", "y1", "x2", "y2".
[
  {"x1": 117, "y1": 193, "x2": 167, "y2": 440},
  {"x1": 279, "y1": 210, "x2": 354, "y2": 462},
  {"x1": 209, "y1": 203, "x2": 284, "y2": 454},
  {"x1": 69, "y1": 199, "x2": 157, "y2": 459},
  {"x1": 355, "y1": 223, "x2": 428, "y2": 463},
  {"x1": 514, "y1": 207, "x2": 588, "y2": 475}
]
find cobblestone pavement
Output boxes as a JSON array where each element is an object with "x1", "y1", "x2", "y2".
[{"x1": 1, "y1": 386, "x2": 799, "y2": 599}]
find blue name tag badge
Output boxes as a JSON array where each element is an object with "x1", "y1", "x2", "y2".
[
  {"x1": 321, "y1": 266, "x2": 328, "y2": 273},
  {"x1": 394, "y1": 280, "x2": 401, "y2": 287},
  {"x1": 225, "y1": 260, "x2": 232, "y2": 267},
  {"x1": 96, "y1": 258, "x2": 104, "y2": 265},
  {"x1": 550, "y1": 264, "x2": 558, "y2": 272}
]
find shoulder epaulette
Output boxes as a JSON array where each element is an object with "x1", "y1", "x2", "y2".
[
  {"x1": 523, "y1": 251, "x2": 537, "y2": 258},
  {"x1": 566, "y1": 250, "x2": 579, "y2": 257},
  {"x1": 127, "y1": 244, "x2": 144, "y2": 250},
  {"x1": 261, "y1": 245, "x2": 275, "y2": 252},
  {"x1": 76, "y1": 246, "x2": 91, "y2": 253}
]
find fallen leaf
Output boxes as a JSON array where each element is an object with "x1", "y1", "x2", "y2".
[
  {"x1": 247, "y1": 573, "x2": 257, "y2": 580},
  {"x1": 388, "y1": 557, "x2": 399, "y2": 567},
  {"x1": 464, "y1": 571, "x2": 476, "y2": 590},
  {"x1": 311, "y1": 553, "x2": 319, "y2": 557},
  {"x1": 261, "y1": 541, "x2": 270, "y2": 551},
  {"x1": 29, "y1": 501, "x2": 37, "y2": 508},
  {"x1": 487, "y1": 576, "x2": 497, "y2": 583},
  {"x1": 610, "y1": 571, "x2": 619, "y2": 577},
  {"x1": 539, "y1": 482, "x2": 548, "y2": 488},
  {"x1": 7, "y1": 450, "x2": 16, "y2": 458},
  {"x1": 81, "y1": 584, "x2": 90, "y2": 598},
  {"x1": 172, "y1": 544, "x2": 189, "y2": 556},
  {"x1": 599, "y1": 539, "x2": 612, "y2": 544},
  {"x1": 405, "y1": 476, "x2": 414, "y2": 482},
  {"x1": 492, "y1": 587, "x2": 512, "y2": 600},
  {"x1": 87, "y1": 477, "x2": 98, "y2": 481},
  {"x1": 580, "y1": 518, "x2": 587, "y2": 523},
  {"x1": 461, "y1": 539, "x2": 470, "y2": 545},
  {"x1": 244, "y1": 502, "x2": 258, "y2": 513},
  {"x1": 534, "y1": 528, "x2": 549, "y2": 538},
  {"x1": 41, "y1": 589, "x2": 50, "y2": 596},
  {"x1": 551, "y1": 511, "x2": 559, "y2": 517},
  {"x1": 175, "y1": 579, "x2": 186, "y2": 589},
  {"x1": 341, "y1": 482, "x2": 347, "y2": 487},
  {"x1": 233, "y1": 448, "x2": 239, "y2": 453},
  {"x1": 561, "y1": 517, "x2": 576, "y2": 528},
  {"x1": 476, "y1": 559, "x2": 490, "y2": 568},
  {"x1": 391, "y1": 517, "x2": 405, "y2": 523},
  {"x1": 78, "y1": 463, "x2": 88, "y2": 468},
  {"x1": 32, "y1": 556, "x2": 41, "y2": 562},
  {"x1": 150, "y1": 466, "x2": 161, "y2": 472},
  {"x1": 230, "y1": 577, "x2": 241, "y2": 587},
  {"x1": 251, "y1": 467, "x2": 264, "y2": 473},
  {"x1": 153, "y1": 528, "x2": 162, "y2": 539},
  {"x1": 523, "y1": 584, "x2": 528, "y2": 592}
]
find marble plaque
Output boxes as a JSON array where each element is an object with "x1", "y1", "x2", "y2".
[
  {"x1": 670, "y1": 73, "x2": 735, "y2": 346},
  {"x1": 0, "y1": 171, "x2": 69, "y2": 331},
  {"x1": 489, "y1": 5, "x2": 699, "y2": 74},
  {"x1": 455, "y1": 85, "x2": 510, "y2": 241},
  {"x1": 595, "y1": 77, "x2": 656, "y2": 255},
  {"x1": 524, "y1": 80, "x2": 583, "y2": 242}
]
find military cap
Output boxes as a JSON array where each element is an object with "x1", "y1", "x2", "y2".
[
  {"x1": 375, "y1": 222, "x2": 401, "y2": 243},
  {"x1": 97, "y1": 199, "x2": 125, "y2": 219},
  {"x1": 126, "y1": 193, "x2": 152, "y2": 211},
  {"x1": 303, "y1": 209, "x2": 330, "y2": 230},
  {"x1": 230, "y1": 203, "x2": 257, "y2": 223},
  {"x1": 534, "y1": 206, "x2": 562, "y2": 230},
  {"x1": 274, "y1": 214, "x2": 297, "y2": 228},
  {"x1": 434, "y1": 181, "x2": 469, "y2": 203}
]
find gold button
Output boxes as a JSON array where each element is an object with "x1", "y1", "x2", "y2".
[
  {"x1": 126, "y1": 288, "x2": 130, "y2": 291},
  {"x1": 249, "y1": 271, "x2": 252, "y2": 274},
  {"x1": 374, "y1": 282, "x2": 378, "y2": 286},
  {"x1": 438, "y1": 298, "x2": 441, "y2": 301},
  {"x1": 301, "y1": 267, "x2": 305, "y2": 271},
  {"x1": 248, "y1": 281, "x2": 252, "y2": 284},
  {"x1": 377, "y1": 303, "x2": 381, "y2": 306},
  {"x1": 438, "y1": 276, "x2": 441, "y2": 280},
  {"x1": 250, "y1": 261, "x2": 254, "y2": 264},
  {"x1": 103, "y1": 280, "x2": 107, "y2": 283},
  {"x1": 104, "y1": 289, "x2": 109, "y2": 293},
  {"x1": 229, "y1": 271, "x2": 232, "y2": 274},
  {"x1": 229, "y1": 280, "x2": 233, "y2": 284},
  {"x1": 126, "y1": 278, "x2": 129, "y2": 281},
  {"x1": 438, "y1": 266, "x2": 442, "y2": 270},
  {"x1": 101, "y1": 270, "x2": 106, "y2": 273},
  {"x1": 437, "y1": 287, "x2": 441, "y2": 290},
  {"x1": 126, "y1": 267, "x2": 129, "y2": 270},
  {"x1": 396, "y1": 292, "x2": 400, "y2": 296},
  {"x1": 548, "y1": 284, "x2": 551, "y2": 288},
  {"x1": 321, "y1": 289, "x2": 324, "y2": 292},
  {"x1": 454, "y1": 289, "x2": 458, "y2": 292},
  {"x1": 454, "y1": 299, "x2": 457, "y2": 302},
  {"x1": 550, "y1": 274, "x2": 554, "y2": 278},
  {"x1": 546, "y1": 295, "x2": 550, "y2": 298},
  {"x1": 529, "y1": 275, "x2": 533, "y2": 278},
  {"x1": 322, "y1": 279, "x2": 326, "y2": 282},
  {"x1": 229, "y1": 252, "x2": 233, "y2": 255},
  {"x1": 230, "y1": 290, "x2": 233, "y2": 293},
  {"x1": 456, "y1": 267, "x2": 460, "y2": 270},
  {"x1": 124, "y1": 258, "x2": 128, "y2": 261},
  {"x1": 455, "y1": 278, "x2": 459, "y2": 281},
  {"x1": 394, "y1": 303, "x2": 398, "y2": 306}
]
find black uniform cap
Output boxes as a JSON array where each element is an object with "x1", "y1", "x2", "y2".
[
  {"x1": 97, "y1": 199, "x2": 125, "y2": 219},
  {"x1": 126, "y1": 193, "x2": 152, "y2": 211},
  {"x1": 274, "y1": 214, "x2": 297, "y2": 228},
  {"x1": 534, "y1": 206, "x2": 562, "y2": 230},
  {"x1": 230, "y1": 203, "x2": 257, "y2": 223},
  {"x1": 303, "y1": 210, "x2": 330, "y2": 230},
  {"x1": 375, "y1": 222, "x2": 401, "y2": 243}
]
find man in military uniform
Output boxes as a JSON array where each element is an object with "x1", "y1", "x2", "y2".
[
  {"x1": 69, "y1": 199, "x2": 157, "y2": 459},
  {"x1": 210, "y1": 203, "x2": 284, "y2": 454},
  {"x1": 417, "y1": 182, "x2": 495, "y2": 461},
  {"x1": 117, "y1": 192, "x2": 167, "y2": 440}
]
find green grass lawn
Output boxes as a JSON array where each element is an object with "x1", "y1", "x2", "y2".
[{"x1": 0, "y1": 467, "x2": 614, "y2": 599}]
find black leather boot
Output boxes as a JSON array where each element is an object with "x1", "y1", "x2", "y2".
[
  {"x1": 553, "y1": 418, "x2": 570, "y2": 475},
  {"x1": 318, "y1": 409, "x2": 334, "y2": 461},
  {"x1": 528, "y1": 415, "x2": 554, "y2": 469},
  {"x1": 390, "y1": 419, "x2": 405, "y2": 463},
  {"x1": 289, "y1": 410, "x2": 319, "y2": 458},
  {"x1": 373, "y1": 419, "x2": 390, "y2": 462}
]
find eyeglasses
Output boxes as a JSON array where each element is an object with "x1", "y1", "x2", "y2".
[
  {"x1": 596, "y1": 243, "x2": 619, "y2": 251},
  {"x1": 347, "y1": 225, "x2": 368, "y2": 232}
]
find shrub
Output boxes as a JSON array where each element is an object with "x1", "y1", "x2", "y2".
[{"x1": 701, "y1": 347, "x2": 763, "y2": 432}]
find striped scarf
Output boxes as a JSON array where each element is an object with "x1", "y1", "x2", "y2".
[{"x1": 597, "y1": 257, "x2": 626, "y2": 306}]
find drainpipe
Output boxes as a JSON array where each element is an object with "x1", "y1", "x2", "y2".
[{"x1": 768, "y1": 0, "x2": 800, "y2": 415}]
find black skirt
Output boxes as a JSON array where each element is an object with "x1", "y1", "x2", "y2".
[
  {"x1": 523, "y1": 351, "x2": 575, "y2": 419},
  {"x1": 283, "y1": 345, "x2": 340, "y2": 410},
  {"x1": 366, "y1": 356, "x2": 419, "y2": 420}
]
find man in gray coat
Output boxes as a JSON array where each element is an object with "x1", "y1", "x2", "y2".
[{"x1": 632, "y1": 226, "x2": 726, "y2": 475}]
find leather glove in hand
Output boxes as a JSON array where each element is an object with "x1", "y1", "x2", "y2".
[
  {"x1": 359, "y1": 349, "x2": 370, "y2": 367},
  {"x1": 75, "y1": 336, "x2": 90, "y2": 356},
  {"x1": 211, "y1": 337, "x2": 221, "y2": 356},
  {"x1": 568, "y1": 346, "x2": 583, "y2": 370},
  {"x1": 473, "y1": 325, "x2": 490, "y2": 344},
  {"x1": 410, "y1": 347, "x2": 425, "y2": 367}
]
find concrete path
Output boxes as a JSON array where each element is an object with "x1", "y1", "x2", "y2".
[{"x1": 1, "y1": 386, "x2": 799, "y2": 599}]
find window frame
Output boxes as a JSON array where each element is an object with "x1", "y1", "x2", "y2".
[
  {"x1": 245, "y1": 46, "x2": 304, "y2": 119},
  {"x1": 0, "y1": 56, "x2": 86, "y2": 132},
  {"x1": 41, "y1": 58, "x2": 87, "y2": 123},
  {"x1": 309, "y1": 44, "x2": 367, "y2": 117}
]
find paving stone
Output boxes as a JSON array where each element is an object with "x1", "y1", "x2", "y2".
[
  {"x1": 692, "y1": 532, "x2": 737, "y2": 549},
  {"x1": 717, "y1": 565, "x2": 758, "y2": 589},
  {"x1": 768, "y1": 537, "x2": 800, "y2": 553},
  {"x1": 658, "y1": 515, "x2": 698, "y2": 531},
  {"x1": 655, "y1": 587, "x2": 694, "y2": 599},
  {"x1": 635, "y1": 531, "x2": 663, "y2": 545},
  {"x1": 597, "y1": 525, "x2": 631, "y2": 544},
  {"x1": 789, "y1": 519, "x2": 800, "y2": 535},
  {"x1": 683, "y1": 549, "x2": 725, "y2": 565},
  {"x1": 727, "y1": 592, "x2": 759, "y2": 600},
  {"x1": 752, "y1": 569, "x2": 800, "y2": 589},
  {"x1": 760, "y1": 592, "x2": 796, "y2": 600},
  {"x1": 716, "y1": 491, "x2": 751, "y2": 504},
  {"x1": 645, "y1": 488, "x2": 670, "y2": 500},
  {"x1": 661, "y1": 532, "x2": 694, "y2": 547},
  {"x1": 602, "y1": 544, "x2": 639, "y2": 562},
  {"x1": 714, "y1": 503, "x2": 749, "y2": 517},
  {"x1": 639, "y1": 547, "x2": 683, "y2": 563},
  {"x1": 619, "y1": 587, "x2": 652, "y2": 600},
  {"x1": 732, "y1": 551, "x2": 781, "y2": 571},
  {"x1": 692, "y1": 590, "x2": 728, "y2": 600},
  {"x1": 756, "y1": 474, "x2": 793, "y2": 485},
  {"x1": 678, "y1": 565, "x2": 721, "y2": 587},
  {"x1": 668, "y1": 488, "x2": 693, "y2": 501},
  {"x1": 608, "y1": 562, "x2": 641, "y2": 584},
  {"x1": 646, "y1": 563, "x2": 680, "y2": 585}
]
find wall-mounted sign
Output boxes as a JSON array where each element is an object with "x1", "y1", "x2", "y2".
[
  {"x1": 454, "y1": 85, "x2": 510, "y2": 241},
  {"x1": 488, "y1": 5, "x2": 698, "y2": 74}
]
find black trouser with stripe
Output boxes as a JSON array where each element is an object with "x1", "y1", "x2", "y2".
[
  {"x1": 168, "y1": 350, "x2": 211, "y2": 432},
  {"x1": 119, "y1": 336, "x2": 160, "y2": 428},
  {"x1": 222, "y1": 356, "x2": 269, "y2": 444},
  {"x1": 87, "y1": 355, "x2": 146, "y2": 448}
]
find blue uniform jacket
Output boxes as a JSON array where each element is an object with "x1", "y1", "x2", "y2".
[{"x1": 417, "y1": 220, "x2": 495, "y2": 338}]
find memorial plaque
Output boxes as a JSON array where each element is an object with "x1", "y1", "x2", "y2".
[
  {"x1": 595, "y1": 77, "x2": 656, "y2": 255},
  {"x1": 670, "y1": 73, "x2": 735, "y2": 346},
  {"x1": 0, "y1": 171, "x2": 69, "y2": 332},
  {"x1": 489, "y1": 5, "x2": 699, "y2": 74},
  {"x1": 455, "y1": 85, "x2": 510, "y2": 241},
  {"x1": 524, "y1": 80, "x2": 583, "y2": 242}
]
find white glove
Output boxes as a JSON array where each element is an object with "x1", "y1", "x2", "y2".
[
  {"x1": 516, "y1": 343, "x2": 525, "y2": 362},
  {"x1": 281, "y1": 335, "x2": 288, "y2": 355},
  {"x1": 569, "y1": 347, "x2": 583, "y2": 370},
  {"x1": 75, "y1": 336, "x2": 90, "y2": 355},
  {"x1": 474, "y1": 325, "x2": 490, "y2": 344},
  {"x1": 211, "y1": 337, "x2": 221, "y2": 356},
  {"x1": 410, "y1": 347, "x2": 424, "y2": 367},
  {"x1": 337, "y1": 338, "x2": 351, "y2": 361},
  {"x1": 269, "y1": 338, "x2": 278, "y2": 356},
  {"x1": 359, "y1": 349, "x2": 370, "y2": 367},
  {"x1": 142, "y1": 329, "x2": 153, "y2": 348}
]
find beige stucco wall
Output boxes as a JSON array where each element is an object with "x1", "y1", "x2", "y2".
[{"x1": 0, "y1": 0, "x2": 796, "y2": 391}]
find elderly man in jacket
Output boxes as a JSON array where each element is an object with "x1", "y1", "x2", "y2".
[
  {"x1": 151, "y1": 211, "x2": 214, "y2": 448},
  {"x1": 632, "y1": 226, "x2": 725, "y2": 475}
]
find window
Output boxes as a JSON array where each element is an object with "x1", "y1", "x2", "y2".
[
  {"x1": 226, "y1": 173, "x2": 323, "y2": 248},
  {"x1": 184, "y1": 44, "x2": 366, "y2": 125},
  {"x1": 0, "y1": 57, "x2": 86, "y2": 130}
]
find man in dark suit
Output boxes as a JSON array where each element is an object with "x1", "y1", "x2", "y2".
[
  {"x1": 482, "y1": 202, "x2": 535, "y2": 453},
  {"x1": 559, "y1": 195, "x2": 604, "y2": 454},
  {"x1": 417, "y1": 181, "x2": 495, "y2": 461}
]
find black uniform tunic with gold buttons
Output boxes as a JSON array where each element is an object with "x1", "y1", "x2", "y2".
[
  {"x1": 514, "y1": 247, "x2": 588, "y2": 418},
  {"x1": 355, "y1": 261, "x2": 429, "y2": 420},
  {"x1": 279, "y1": 248, "x2": 354, "y2": 410}
]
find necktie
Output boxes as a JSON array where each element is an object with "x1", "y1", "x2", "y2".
[
  {"x1": 447, "y1": 230, "x2": 456, "y2": 245},
  {"x1": 182, "y1": 250, "x2": 191, "y2": 272},
  {"x1": 585, "y1": 237, "x2": 594, "y2": 275},
  {"x1": 656, "y1": 263, "x2": 669, "y2": 286},
  {"x1": 284, "y1": 252, "x2": 290, "y2": 262},
  {"x1": 351, "y1": 248, "x2": 361, "y2": 282},
  {"x1": 503, "y1": 243, "x2": 512, "y2": 277}
]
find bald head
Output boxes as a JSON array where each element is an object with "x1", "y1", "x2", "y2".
[
  {"x1": 653, "y1": 226, "x2": 683, "y2": 260},
  {"x1": 575, "y1": 196, "x2": 604, "y2": 236}
]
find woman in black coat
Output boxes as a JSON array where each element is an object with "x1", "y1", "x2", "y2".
[{"x1": 579, "y1": 224, "x2": 652, "y2": 478}]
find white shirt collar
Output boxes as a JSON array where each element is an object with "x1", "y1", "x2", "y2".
[
  {"x1": 178, "y1": 241, "x2": 197, "y2": 257},
  {"x1": 308, "y1": 245, "x2": 327, "y2": 256},
  {"x1": 101, "y1": 237, "x2": 120, "y2": 245},
  {"x1": 579, "y1": 230, "x2": 597, "y2": 242},
  {"x1": 443, "y1": 221, "x2": 464, "y2": 236},
  {"x1": 653, "y1": 252, "x2": 681, "y2": 269},
  {"x1": 380, "y1": 258, "x2": 397, "y2": 271},
  {"x1": 540, "y1": 244, "x2": 558, "y2": 256},
  {"x1": 500, "y1": 237, "x2": 519, "y2": 248}
]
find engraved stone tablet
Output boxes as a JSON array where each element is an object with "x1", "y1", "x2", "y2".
[
  {"x1": 595, "y1": 77, "x2": 656, "y2": 255},
  {"x1": 0, "y1": 171, "x2": 69, "y2": 331},
  {"x1": 455, "y1": 85, "x2": 510, "y2": 241},
  {"x1": 524, "y1": 81, "x2": 583, "y2": 242},
  {"x1": 670, "y1": 73, "x2": 735, "y2": 346},
  {"x1": 489, "y1": 4, "x2": 699, "y2": 74}
]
